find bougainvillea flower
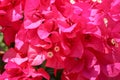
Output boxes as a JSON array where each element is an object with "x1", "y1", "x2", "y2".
[
  {"x1": 0, "y1": 0, "x2": 23, "y2": 46},
  {"x1": 3, "y1": 48, "x2": 19, "y2": 62},
  {"x1": 109, "y1": 0, "x2": 120, "y2": 21},
  {"x1": 0, "y1": 0, "x2": 120, "y2": 80},
  {"x1": 43, "y1": 34, "x2": 66, "y2": 69},
  {"x1": 27, "y1": 45, "x2": 45, "y2": 66},
  {"x1": 63, "y1": 49, "x2": 100, "y2": 80},
  {"x1": 0, "y1": 60, "x2": 50, "y2": 80}
]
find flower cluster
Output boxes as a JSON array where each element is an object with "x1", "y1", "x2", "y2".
[{"x1": 0, "y1": 0, "x2": 120, "y2": 80}]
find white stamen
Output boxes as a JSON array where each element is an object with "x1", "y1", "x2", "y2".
[
  {"x1": 111, "y1": 39, "x2": 119, "y2": 47},
  {"x1": 97, "y1": 0, "x2": 102, "y2": 3},
  {"x1": 111, "y1": 39, "x2": 116, "y2": 45},
  {"x1": 103, "y1": 18, "x2": 108, "y2": 27},
  {"x1": 70, "y1": 0, "x2": 75, "y2": 4},
  {"x1": 92, "y1": 0, "x2": 97, "y2": 2}
]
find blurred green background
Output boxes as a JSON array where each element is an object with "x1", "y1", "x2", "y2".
[
  {"x1": 0, "y1": 32, "x2": 8, "y2": 51},
  {"x1": 0, "y1": 32, "x2": 7, "y2": 73}
]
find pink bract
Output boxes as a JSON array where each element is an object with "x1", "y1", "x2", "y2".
[{"x1": 0, "y1": 0, "x2": 120, "y2": 80}]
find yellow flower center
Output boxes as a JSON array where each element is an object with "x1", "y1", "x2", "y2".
[
  {"x1": 54, "y1": 46, "x2": 60, "y2": 52},
  {"x1": 47, "y1": 52, "x2": 54, "y2": 58},
  {"x1": 111, "y1": 39, "x2": 119, "y2": 47},
  {"x1": 111, "y1": 39, "x2": 116, "y2": 45}
]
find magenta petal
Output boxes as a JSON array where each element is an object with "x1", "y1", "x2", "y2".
[
  {"x1": 31, "y1": 54, "x2": 45, "y2": 66},
  {"x1": 46, "y1": 55, "x2": 64, "y2": 69},
  {"x1": 3, "y1": 48, "x2": 17, "y2": 62},
  {"x1": 103, "y1": 63, "x2": 120, "y2": 77},
  {"x1": 84, "y1": 50, "x2": 97, "y2": 68},
  {"x1": 5, "y1": 61, "x2": 19, "y2": 69},
  {"x1": 70, "y1": 38, "x2": 84, "y2": 58},
  {"x1": 37, "y1": 68, "x2": 50, "y2": 80},
  {"x1": 64, "y1": 57, "x2": 84, "y2": 73},
  {"x1": 83, "y1": 65, "x2": 100, "y2": 80},
  {"x1": 15, "y1": 38, "x2": 24, "y2": 50},
  {"x1": 59, "y1": 23, "x2": 77, "y2": 32},
  {"x1": 24, "y1": 20, "x2": 43, "y2": 29},
  {"x1": 27, "y1": 46, "x2": 46, "y2": 66},
  {"x1": 12, "y1": 57, "x2": 28, "y2": 65},
  {"x1": 37, "y1": 29, "x2": 50, "y2": 39}
]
